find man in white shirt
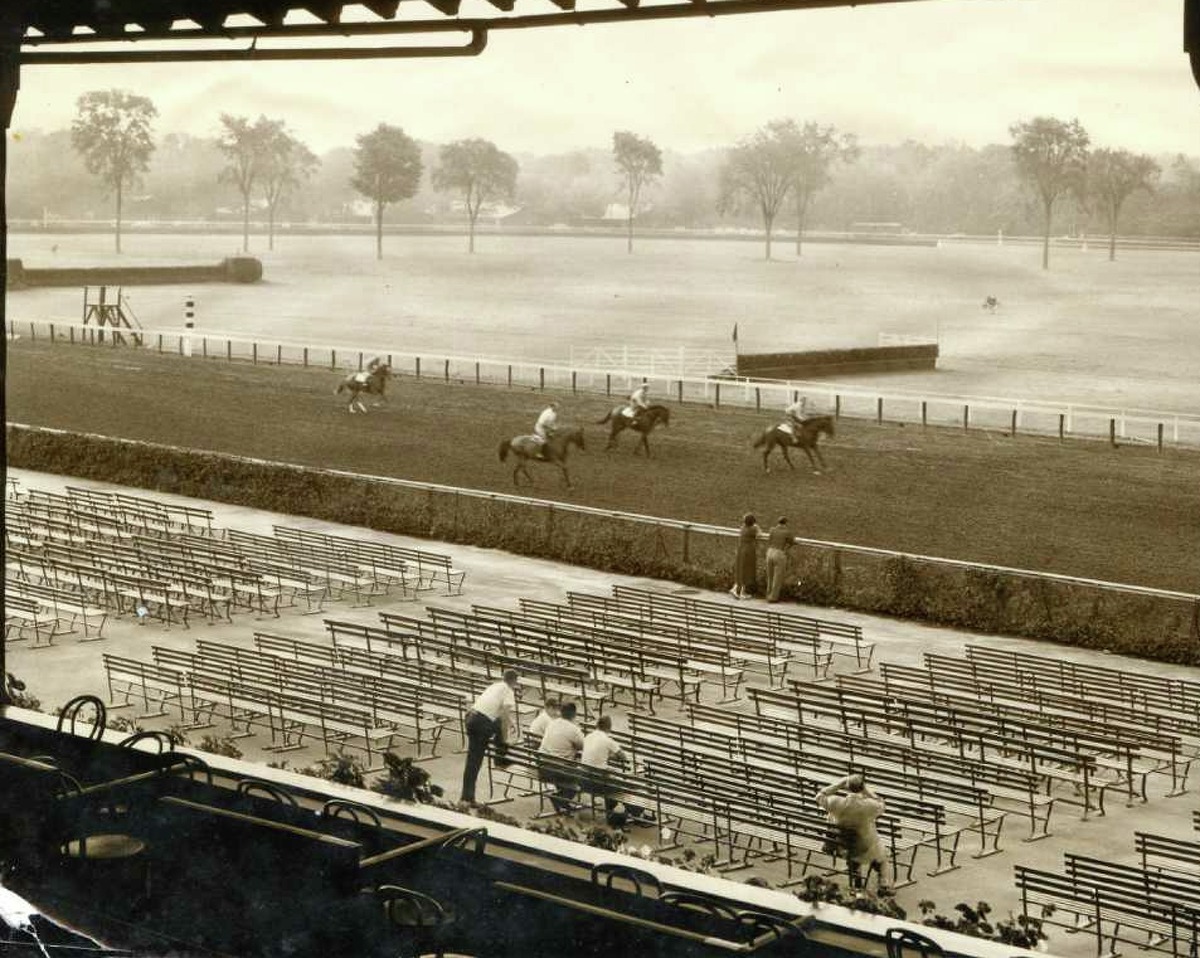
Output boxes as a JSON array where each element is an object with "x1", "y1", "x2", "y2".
[
  {"x1": 533, "y1": 402, "x2": 559, "y2": 444},
  {"x1": 461, "y1": 669, "x2": 520, "y2": 805},
  {"x1": 784, "y1": 396, "x2": 808, "y2": 434},
  {"x1": 623, "y1": 383, "x2": 650, "y2": 421},
  {"x1": 581, "y1": 715, "x2": 650, "y2": 822},
  {"x1": 526, "y1": 698, "x2": 561, "y2": 744},
  {"x1": 538, "y1": 702, "x2": 584, "y2": 813}
]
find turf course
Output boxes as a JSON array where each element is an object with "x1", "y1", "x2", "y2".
[{"x1": 6, "y1": 342, "x2": 1198, "y2": 594}]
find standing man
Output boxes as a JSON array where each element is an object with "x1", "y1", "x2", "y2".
[
  {"x1": 815, "y1": 773, "x2": 893, "y2": 892},
  {"x1": 765, "y1": 516, "x2": 796, "y2": 603},
  {"x1": 461, "y1": 668, "x2": 520, "y2": 806}
]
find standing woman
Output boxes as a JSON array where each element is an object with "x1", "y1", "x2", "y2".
[{"x1": 730, "y1": 513, "x2": 761, "y2": 599}]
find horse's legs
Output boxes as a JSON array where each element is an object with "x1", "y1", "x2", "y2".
[
  {"x1": 812, "y1": 443, "x2": 827, "y2": 471},
  {"x1": 639, "y1": 431, "x2": 651, "y2": 457},
  {"x1": 605, "y1": 423, "x2": 622, "y2": 451},
  {"x1": 801, "y1": 445, "x2": 821, "y2": 474},
  {"x1": 781, "y1": 445, "x2": 796, "y2": 471},
  {"x1": 558, "y1": 463, "x2": 571, "y2": 489}
]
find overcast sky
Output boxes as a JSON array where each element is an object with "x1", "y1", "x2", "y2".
[{"x1": 13, "y1": 0, "x2": 1200, "y2": 157}]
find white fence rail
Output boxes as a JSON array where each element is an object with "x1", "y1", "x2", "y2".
[{"x1": 12, "y1": 318, "x2": 1200, "y2": 450}]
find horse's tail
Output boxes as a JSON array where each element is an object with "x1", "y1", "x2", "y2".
[
  {"x1": 334, "y1": 382, "x2": 346, "y2": 395},
  {"x1": 752, "y1": 429, "x2": 771, "y2": 449},
  {"x1": 596, "y1": 410, "x2": 613, "y2": 425},
  {"x1": 498, "y1": 440, "x2": 511, "y2": 462}
]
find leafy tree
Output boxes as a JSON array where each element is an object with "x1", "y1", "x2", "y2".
[
  {"x1": 432, "y1": 138, "x2": 519, "y2": 253},
  {"x1": 70, "y1": 89, "x2": 157, "y2": 254},
  {"x1": 218, "y1": 114, "x2": 278, "y2": 252},
  {"x1": 612, "y1": 131, "x2": 663, "y2": 253},
  {"x1": 717, "y1": 120, "x2": 797, "y2": 260},
  {"x1": 1088, "y1": 148, "x2": 1160, "y2": 261},
  {"x1": 350, "y1": 123, "x2": 423, "y2": 260},
  {"x1": 259, "y1": 124, "x2": 319, "y2": 250},
  {"x1": 782, "y1": 121, "x2": 859, "y2": 255},
  {"x1": 1009, "y1": 116, "x2": 1090, "y2": 269}
]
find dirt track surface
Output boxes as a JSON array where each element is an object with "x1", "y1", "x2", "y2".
[{"x1": 6, "y1": 341, "x2": 1199, "y2": 592}]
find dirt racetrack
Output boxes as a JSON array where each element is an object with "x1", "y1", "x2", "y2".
[{"x1": 6, "y1": 341, "x2": 1199, "y2": 594}]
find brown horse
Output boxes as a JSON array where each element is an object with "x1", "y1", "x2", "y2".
[
  {"x1": 498, "y1": 426, "x2": 586, "y2": 488},
  {"x1": 597, "y1": 403, "x2": 671, "y2": 456},
  {"x1": 753, "y1": 415, "x2": 835, "y2": 473},
  {"x1": 335, "y1": 362, "x2": 391, "y2": 413}
]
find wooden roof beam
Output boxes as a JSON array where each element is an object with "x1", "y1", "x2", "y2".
[
  {"x1": 361, "y1": 1, "x2": 401, "y2": 18},
  {"x1": 423, "y1": 0, "x2": 462, "y2": 15}
]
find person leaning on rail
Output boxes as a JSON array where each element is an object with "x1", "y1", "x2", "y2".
[{"x1": 461, "y1": 668, "x2": 520, "y2": 806}]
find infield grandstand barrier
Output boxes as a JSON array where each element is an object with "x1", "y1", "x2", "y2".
[
  {"x1": 11, "y1": 319, "x2": 1200, "y2": 451},
  {"x1": 9, "y1": 423, "x2": 1200, "y2": 667}
]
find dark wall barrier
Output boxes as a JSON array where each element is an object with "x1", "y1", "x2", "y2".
[
  {"x1": 737, "y1": 344, "x2": 939, "y2": 379},
  {"x1": 8, "y1": 423, "x2": 1197, "y2": 665},
  {"x1": 5, "y1": 256, "x2": 263, "y2": 288}
]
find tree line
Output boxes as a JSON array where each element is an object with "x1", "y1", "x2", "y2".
[{"x1": 14, "y1": 88, "x2": 1200, "y2": 267}]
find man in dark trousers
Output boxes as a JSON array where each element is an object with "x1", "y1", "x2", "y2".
[
  {"x1": 765, "y1": 516, "x2": 796, "y2": 603},
  {"x1": 461, "y1": 668, "x2": 520, "y2": 805}
]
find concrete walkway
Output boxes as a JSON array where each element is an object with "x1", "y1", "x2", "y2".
[{"x1": 7, "y1": 467, "x2": 1198, "y2": 956}]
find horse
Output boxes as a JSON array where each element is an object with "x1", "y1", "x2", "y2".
[
  {"x1": 498, "y1": 426, "x2": 586, "y2": 488},
  {"x1": 752, "y1": 415, "x2": 835, "y2": 474},
  {"x1": 982, "y1": 295, "x2": 1000, "y2": 313},
  {"x1": 335, "y1": 362, "x2": 391, "y2": 413},
  {"x1": 597, "y1": 403, "x2": 671, "y2": 456}
]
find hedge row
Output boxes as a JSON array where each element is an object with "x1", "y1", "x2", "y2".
[{"x1": 8, "y1": 424, "x2": 1198, "y2": 665}]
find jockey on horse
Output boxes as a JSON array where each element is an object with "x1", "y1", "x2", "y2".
[
  {"x1": 532, "y1": 402, "x2": 559, "y2": 459},
  {"x1": 353, "y1": 356, "x2": 384, "y2": 386},
  {"x1": 781, "y1": 396, "x2": 809, "y2": 436},
  {"x1": 623, "y1": 383, "x2": 651, "y2": 426}
]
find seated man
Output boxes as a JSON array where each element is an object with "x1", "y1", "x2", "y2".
[
  {"x1": 538, "y1": 701, "x2": 584, "y2": 814},
  {"x1": 533, "y1": 402, "x2": 559, "y2": 457},
  {"x1": 622, "y1": 383, "x2": 650, "y2": 422},
  {"x1": 581, "y1": 715, "x2": 649, "y2": 824},
  {"x1": 526, "y1": 698, "x2": 561, "y2": 745}
]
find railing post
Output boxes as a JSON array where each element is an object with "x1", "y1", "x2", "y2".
[
  {"x1": 877, "y1": 397, "x2": 883, "y2": 424},
  {"x1": 303, "y1": 347, "x2": 309, "y2": 367},
  {"x1": 227, "y1": 339, "x2": 232, "y2": 362},
  {"x1": 755, "y1": 387, "x2": 761, "y2": 412},
  {"x1": 1157, "y1": 422, "x2": 1164, "y2": 455},
  {"x1": 572, "y1": 371, "x2": 577, "y2": 394},
  {"x1": 331, "y1": 348, "x2": 338, "y2": 370},
  {"x1": 606, "y1": 373, "x2": 611, "y2": 397},
  {"x1": 276, "y1": 344, "x2": 282, "y2": 365},
  {"x1": 202, "y1": 337, "x2": 207, "y2": 358},
  {"x1": 714, "y1": 383, "x2": 721, "y2": 408},
  {"x1": 834, "y1": 394, "x2": 841, "y2": 419},
  {"x1": 416, "y1": 357, "x2": 421, "y2": 379},
  {"x1": 1058, "y1": 413, "x2": 1065, "y2": 442},
  {"x1": 677, "y1": 379, "x2": 683, "y2": 404},
  {"x1": 70, "y1": 326, "x2": 76, "y2": 344},
  {"x1": 445, "y1": 358, "x2": 450, "y2": 383},
  {"x1": 1010, "y1": 409, "x2": 1017, "y2": 436},
  {"x1": 29, "y1": 322, "x2": 35, "y2": 342},
  {"x1": 921, "y1": 400, "x2": 927, "y2": 427},
  {"x1": 507, "y1": 364, "x2": 512, "y2": 388},
  {"x1": 358, "y1": 351, "x2": 364, "y2": 371},
  {"x1": 963, "y1": 404, "x2": 969, "y2": 431},
  {"x1": 475, "y1": 362, "x2": 481, "y2": 386},
  {"x1": 49, "y1": 323, "x2": 55, "y2": 343},
  {"x1": 252, "y1": 342, "x2": 258, "y2": 365},
  {"x1": 539, "y1": 367, "x2": 545, "y2": 391},
  {"x1": 1109, "y1": 418, "x2": 1117, "y2": 447},
  {"x1": 156, "y1": 334, "x2": 162, "y2": 354}
]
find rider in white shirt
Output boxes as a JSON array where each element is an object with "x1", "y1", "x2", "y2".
[
  {"x1": 353, "y1": 356, "x2": 383, "y2": 385},
  {"x1": 534, "y1": 402, "x2": 559, "y2": 449},
  {"x1": 784, "y1": 397, "x2": 808, "y2": 433},
  {"x1": 624, "y1": 383, "x2": 650, "y2": 421}
]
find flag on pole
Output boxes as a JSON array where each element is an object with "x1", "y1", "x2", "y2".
[{"x1": 732, "y1": 323, "x2": 739, "y2": 344}]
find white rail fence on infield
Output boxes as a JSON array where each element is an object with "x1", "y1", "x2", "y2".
[{"x1": 11, "y1": 318, "x2": 1200, "y2": 450}]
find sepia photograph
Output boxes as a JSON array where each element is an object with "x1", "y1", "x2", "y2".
[{"x1": 2, "y1": 1, "x2": 1199, "y2": 955}]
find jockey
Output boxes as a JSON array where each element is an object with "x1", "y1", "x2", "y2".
[
  {"x1": 624, "y1": 383, "x2": 650, "y2": 420},
  {"x1": 534, "y1": 402, "x2": 559, "y2": 447},
  {"x1": 353, "y1": 357, "x2": 383, "y2": 386},
  {"x1": 784, "y1": 397, "x2": 808, "y2": 433}
]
